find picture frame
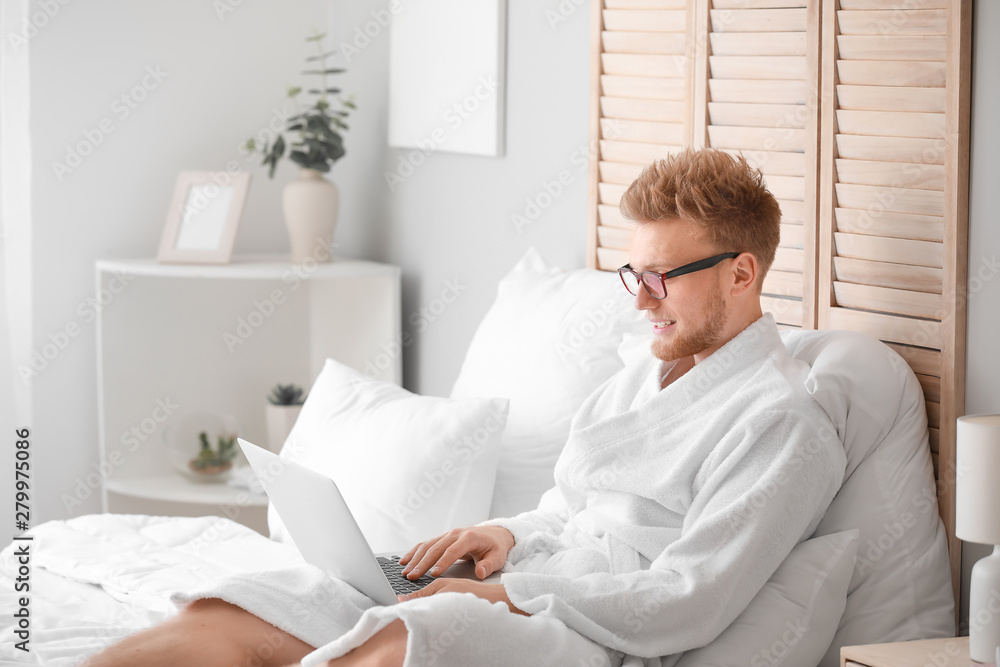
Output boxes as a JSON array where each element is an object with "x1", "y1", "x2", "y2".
[{"x1": 157, "y1": 171, "x2": 251, "y2": 264}]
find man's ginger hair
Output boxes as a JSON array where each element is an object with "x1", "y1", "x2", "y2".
[{"x1": 619, "y1": 148, "x2": 781, "y2": 292}]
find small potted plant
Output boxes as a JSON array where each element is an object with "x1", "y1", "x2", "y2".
[
  {"x1": 188, "y1": 431, "x2": 238, "y2": 482},
  {"x1": 242, "y1": 31, "x2": 356, "y2": 263},
  {"x1": 265, "y1": 383, "x2": 306, "y2": 452}
]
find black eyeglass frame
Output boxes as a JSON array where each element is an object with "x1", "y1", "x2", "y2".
[{"x1": 618, "y1": 252, "x2": 741, "y2": 300}]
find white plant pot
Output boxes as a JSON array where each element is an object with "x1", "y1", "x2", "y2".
[
  {"x1": 265, "y1": 403, "x2": 302, "y2": 453},
  {"x1": 282, "y1": 168, "x2": 339, "y2": 263}
]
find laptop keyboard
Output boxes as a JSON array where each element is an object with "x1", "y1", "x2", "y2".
[{"x1": 377, "y1": 556, "x2": 435, "y2": 595}]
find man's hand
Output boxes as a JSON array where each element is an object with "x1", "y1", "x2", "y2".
[
  {"x1": 399, "y1": 526, "x2": 515, "y2": 581},
  {"x1": 397, "y1": 578, "x2": 529, "y2": 616}
]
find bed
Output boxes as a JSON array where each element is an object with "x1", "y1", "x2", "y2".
[{"x1": 0, "y1": 0, "x2": 971, "y2": 665}]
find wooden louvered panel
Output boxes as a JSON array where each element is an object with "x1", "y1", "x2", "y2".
[
  {"x1": 587, "y1": 0, "x2": 693, "y2": 270},
  {"x1": 834, "y1": 232, "x2": 943, "y2": 268},
  {"x1": 837, "y1": 35, "x2": 947, "y2": 60},
  {"x1": 883, "y1": 342, "x2": 941, "y2": 378},
  {"x1": 599, "y1": 161, "x2": 643, "y2": 185},
  {"x1": 836, "y1": 111, "x2": 947, "y2": 140},
  {"x1": 697, "y1": 0, "x2": 816, "y2": 329},
  {"x1": 601, "y1": 140, "x2": 681, "y2": 166},
  {"x1": 834, "y1": 208, "x2": 944, "y2": 242},
  {"x1": 832, "y1": 282, "x2": 942, "y2": 320},
  {"x1": 835, "y1": 158, "x2": 946, "y2": 190},
  {"x1": 780, "y1": 223, "x2": 804, "y2": 248},
  {"x1": 601, "y1": 97, "x2": 686, "y2": 121},
  {"x1": 708, "y1": 56, "x2": 806, "y2": 80},
  {"x1": 761, "y1": 296, "x2": 805, "y2": 327},
  {"x1": 836, "y1": 60, "x2": 947, "y2": 87},
  {"x1": 602, "y1": 54, "x2": 688, "y2": 77},
  {"x1": 833, "y1": 256, "x2": 942, "y2": 294},
  {"x1": 587, "y1": 0, "x2": 970, "y2": 618},
  {"x1": 763, "y1": 270, "x2": 805, "y2": 298},
  {"x1": 835, "y1": 182, "x2": 944, "y2": 217},
  {"x1": 710, "y1": 8, "x2": 807, "y2": 32},
  {"x1": 817, "y1": 0, "x2": 971, "y2": 616},
  {"x1": 838, "y1": 0, "x2": 945, "y2": 9},
  {"x1": 835, "y1": 134, "x2": 945, "y2": 164},
  {"x1": 708, "y1": 78, "x2": 806, "y2": 104},
  {"x1": 597, "y1": 204, "x2": 632, "y2": 229},
  {"x1": 602, "y1": 10, "x2": 687, "y2": 31},
  {"x1": 722, "y1": 149, "x2": 806, "y2": 176},
  {"x1": 708, "y1": 102, "x2": 807, "y2": 128},
  {"x1": 601, "y1": 75, "x2": 686, "y2": 99},
  {"x1": 602, "y1": 31, "x2": 687, "y2": 54},
  {"x1": 709, "y1": 32, "x2": 806, "y2": 56},
  {"x1": 602, "y1": 119, "x2": 686, "y2": 145},
  {"x1": 604, "y1": 0, "x2": 687, "y2": 8},
  {"x1": 836, "y1": 9, "x2": 947, "y2": 35}
]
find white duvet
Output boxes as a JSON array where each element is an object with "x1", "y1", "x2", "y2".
[{"x1": 0, "y1": 514, "x2": 298, "y2": 665}]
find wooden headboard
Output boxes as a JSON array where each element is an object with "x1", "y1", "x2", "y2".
[{"x1": 585, "y1": 0, "x2": 971, "y2": 615}]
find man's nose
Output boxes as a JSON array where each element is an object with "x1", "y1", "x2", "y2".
[{"x1": 633, "y1": 284, "x2": 658, "y2": 310}]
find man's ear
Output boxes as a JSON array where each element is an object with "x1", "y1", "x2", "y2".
[{"x1": 729, "y1": 252, "x2": 759, "y2": 297}]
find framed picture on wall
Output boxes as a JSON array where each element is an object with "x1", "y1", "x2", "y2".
[
  {"x1": 157, "y1": 171, "x2": 251, "y2": 264},
  {"x1": 388, "y1": 0, "x2": 507, "y2": 157}
]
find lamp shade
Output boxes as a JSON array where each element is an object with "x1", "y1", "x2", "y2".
[{"x1": 956, "y1": 414, "x2": 1000, "y2": 545}]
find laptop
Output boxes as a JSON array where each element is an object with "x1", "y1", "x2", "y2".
[{"x1": 238, "y1": 438, "x2": 501, "y2": 606}]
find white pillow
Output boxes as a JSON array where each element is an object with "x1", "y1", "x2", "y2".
[
  {"x1": 268, "y1": 358, "x2": 509, "y2": 554},
  {"x1": 450, "y1": 248, "x2": 647, "y2": 518},
  {"x1": 675, "y1": 530, "x2": 859, "y2": 667},
  {"x1": 780, "y1": 330, "x2": 955, "y2": 664}
]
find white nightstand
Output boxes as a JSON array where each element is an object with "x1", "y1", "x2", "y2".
[
  {"x1": 841, "y1": 636, "x2": 970, "y2": 666},
  {"x1": 95, "y1": 255, "x2": 402, "y2": 534}
]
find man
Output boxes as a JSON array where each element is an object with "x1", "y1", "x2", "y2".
[{"x1": 83, "y1": 148, "x2": 846, "y2": 667}]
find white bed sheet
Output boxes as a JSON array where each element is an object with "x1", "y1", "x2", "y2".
[{"x1": 0, "y1": 514, "x2": 302, "y2": 665}]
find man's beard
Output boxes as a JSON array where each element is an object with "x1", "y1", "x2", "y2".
[{"x1": 651, "y1": 286, "x2": 728, "y2": 362}]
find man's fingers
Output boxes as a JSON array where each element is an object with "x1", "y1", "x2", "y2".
[
  {"x1": 401, "y1": 538, "x2": 438, "y2": 574},
  {"x1": 406, "y1": 532, "x2": 468, "y2": 579},
  {"x1": 397, "y1": 579, "x2": 445, "y2": 602},
  {"x1": 424, "y1": 542, "x2": 474, "y2": 577}
]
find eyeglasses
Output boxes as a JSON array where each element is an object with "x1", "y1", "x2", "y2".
[{"x1": 618, "y1": 252, "x2": 740, "y2": 300}]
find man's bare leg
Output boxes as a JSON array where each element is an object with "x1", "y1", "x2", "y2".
[
  {"x1": 80, "y1": 598, "x2": 316, "y2": 667},
  {"x1": 286, "y1": 620, "x2": 408, "y2": 667}
]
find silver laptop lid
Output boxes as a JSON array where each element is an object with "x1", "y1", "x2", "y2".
[{"x1": 237, "y1": 438, "x2": 399, "y2": 606}]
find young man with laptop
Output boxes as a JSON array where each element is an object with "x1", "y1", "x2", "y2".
[{"x1": 82, "y1": 149, "x2": 845, "y2": 667}]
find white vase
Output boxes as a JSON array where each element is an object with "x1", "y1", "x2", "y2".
[
  {"x1": 264, "y1": 403, "x2": 302, "y2": 453},
  {"x1": 282, "y1": 168, "x2": 339, "y2": 263}
]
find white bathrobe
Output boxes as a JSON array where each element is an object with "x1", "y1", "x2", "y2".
[{"x1": 178, "y1": 313, "x2": 847, "y2": 667}]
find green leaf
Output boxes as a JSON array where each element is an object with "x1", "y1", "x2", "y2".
[
  {"x1": 302, "y1": 68, "x2": 345, "y2": 75},
  {"x1": 342, "y1": 99, "x2": 357, "y2": 110},
  {"x1": 286, "y1": 85, "x2": 302, "y2": 98},
  {"x1": 307, "y1": 88, "x2": 342, "y2": 95},
  {"x1": 305, "y1": 51, "x2": 338, "y2": 61},
  {"x1": 305, "y1": 32, "x2": 327, "y2": 42}
]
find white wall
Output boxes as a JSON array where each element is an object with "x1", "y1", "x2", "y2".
[
  {"x1": 22, "y1": 0, "x2": 332, "y2": 523},
  {"x1": 959, "y1": 0, "x2": 1000, "y2": 635}
]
